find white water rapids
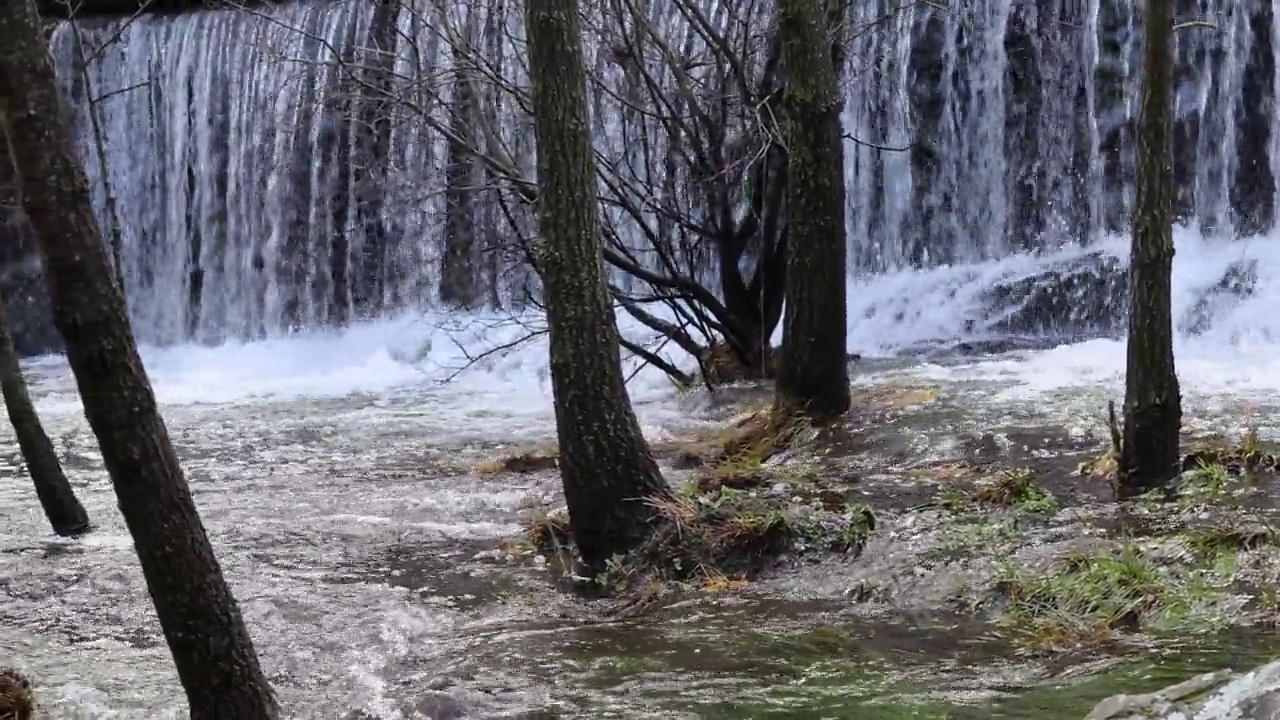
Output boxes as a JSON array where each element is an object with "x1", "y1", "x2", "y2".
[{"x1": 2, "y1": 226, "x2": 1280, "y2": 717}]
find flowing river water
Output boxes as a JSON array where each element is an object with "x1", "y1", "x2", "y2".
[{"x1": 6, "y1": 230, "x2": 1280, "y2": 717}]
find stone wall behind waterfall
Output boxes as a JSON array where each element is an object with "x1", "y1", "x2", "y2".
[{"x1": 0, "y1": 0, "x2": 1273, "y2": 351}]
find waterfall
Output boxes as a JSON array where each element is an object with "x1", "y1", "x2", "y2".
[{"x1": 33, "y1": 0, "x2": 1280, "y2": 346}]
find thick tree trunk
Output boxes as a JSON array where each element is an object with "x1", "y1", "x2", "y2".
[
  {"x1": 774, "y1": 0, "x2": 851, "y2": 418},
  {"x1": 1119, "y1": 0, "x2": 1181, "y2": 499},
  {"x1": 525, "y1": 0, "x2": 672, "y2": 574},
  {"x1": 0, "y1": 290, "x2": 90, "y2": 537},
  {"x1": 0, "y1": 3, "x2": 278, "y2": 717}
]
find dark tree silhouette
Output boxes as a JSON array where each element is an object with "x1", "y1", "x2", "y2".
[
  {"x1": 1118, "y1": 0, "x2": 1181, "y2": 498},
  {"x1": 774, "y1": 0, "x2": 851, "y2": 417},
  {"x1": 0, "y1": 2, "x2": 278, "y2": 716},
  {"x1": 0, "y1": 128, "x2": 90, "y2": 538},
  {"x1": 0, "y1": 283, "x2": 91, "y2": 537},
  {"x1": 525, "y1": 0, "x2": 674, "y2": 573}
]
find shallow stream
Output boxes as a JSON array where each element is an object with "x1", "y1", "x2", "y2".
[{"x1": 2, "y1": 316, "x2": 1279, "y2": 718}]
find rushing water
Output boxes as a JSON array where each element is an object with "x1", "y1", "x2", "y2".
[
  {"x1": 26, "y1": 0, "x2": 1279, "y2": 347},
  {"x1": 3, "y1": 220, "x2": 1280, "y2": 716}
]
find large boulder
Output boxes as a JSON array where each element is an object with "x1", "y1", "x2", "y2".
[
  {"x1": 983, "y1": 250, "x2": 1259, "y2": 343},
  {"x1": 1085, "y1": 660, "x2": 1280, "y2": 719},
  {"x1": 984, "y1": 250, "x2": 1128, "y2": 340}
]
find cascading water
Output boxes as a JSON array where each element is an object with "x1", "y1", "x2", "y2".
[{"x1": 30, "y1": 0, "x2": 1280, "y2": 347}]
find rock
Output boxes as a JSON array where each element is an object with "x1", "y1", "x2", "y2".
[
  {"x1": 1084, "y1": 659, "x2": 1280, "y2": 719},
  {"x1": 984, "y1": 251, "x2": 1257, "y2": 343},
  {"x1": 1180, "y1": 259, "x2": 1258, "y2": 335},
  {"x1": 985, "y1": 251, "x2": 1128, "y2": 340},
  {"x1": 410, "y1": 692, "x2": 468, "y2": 719}
]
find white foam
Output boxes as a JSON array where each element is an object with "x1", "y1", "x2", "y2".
[
  {"x1": 23, "y1": 227, "x2": 1280, "y2": 417},
  {"x1": 904, "y1": 227, "x2": 1280, "y2": 400}
]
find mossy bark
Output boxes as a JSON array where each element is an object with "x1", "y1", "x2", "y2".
[
  {"x1": 525, "y1": 0, "x2": 673, "y2": 574},
  {"x1": 1119, "y1": 0, "x2": 1181, "y2": 499},
  {"x1": 774, "y1": 0, "x2": 851, "y2": 418},
  {"x1": 0, "y1": 3, "x2": 278, "y2": 717},
  {"x1": 0, "y1": 289, "x2": 90, "y2": 537}
]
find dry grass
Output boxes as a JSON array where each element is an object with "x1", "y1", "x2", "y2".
[
  {"x1": 474, "y1": 445, "x2": 560, "y2": 474},
  {"x1": 0, "y1": 668, "x2": 34, "y2": 720}
]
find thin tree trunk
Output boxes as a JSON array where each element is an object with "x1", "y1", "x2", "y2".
[
  {"x1": 439, "y1": 42, "x2": 481, "y2": 309},
  {"x1": 351, "y1": 0, "x2": 401, "y2": 317},
  {"x1": 774, "y1": 0, "x2": 851, "y2": 417},
  {"x1": 0, "y1": 3, "x2": 278, "y2": 717},
  {"x1": 0, "y1": 107, "x2": 90, "y2": 538},
  {"x1": 0, "y1": 289, "x2": 90, "y2": 537},
  {"x1": 525, "y1": 0, "x2": 673, "y2": 574},
  {"x1": 1118, "y1": 0, "x2": 1181, "y2": 498}
]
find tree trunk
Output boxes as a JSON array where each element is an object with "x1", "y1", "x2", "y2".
[
  {"x1": 0, "y1": 3, "x2": 279, "y2": 717},
  {"x1": 1118, "y1": 0, "x2": 1181, "y2": 499},
  {"x1": 774, "y1": 0, "x2": 851, "y2": 417},
  {"x1": 525, "y1": 0, "x2": 673, "y2": 574},
  {"x1": 439, "y1": 38, "x2": 482, "y2": 309},
  {"x1": 0, "y1": 289, "x2": 90, "y2": 537},
  {"x1": 351, "y1": 0, "x2": 400, "y2": 317}
]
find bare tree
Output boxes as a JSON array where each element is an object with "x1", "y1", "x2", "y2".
[
  {"x1": 526, "y1": 0, "x2": 674, "y2": 573},
  {"x1": 1118, "y1": 0, "x2": 1181, "y2": 498},
  {"x1": 0, "y1": 2, "x2": 277, "y2": 716}
]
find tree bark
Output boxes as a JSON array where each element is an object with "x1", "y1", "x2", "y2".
[
  {"x1": 0, "y1": 288, "x2": 90, "y2": 537},
  {"x1": 774, "y1": 0, "x2": 851, "y2": 417},
  {"x1": 525, "y1": 0, "x2": 673, "y2": 574},
  {"x1": 350, "y1": 0, "x2": 401, "y2": 317},
  {"x1": 1119, "y1": 0, "x2": 1181, "y2": 499},
  {"x1": 440, "y1": 35, "x2": 482, "y2": 309},
  {"x1": 0, "y1": 3, "x2": 278, "y2": 717}
]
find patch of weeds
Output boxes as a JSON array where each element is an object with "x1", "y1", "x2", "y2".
[
  {"x1": 932, "y1": 517, "x2": 1023, "y2": 560},
  {"x1": 950, "y1": 467, "x2": 1058, "y2": 515},
  {"x1": 594, "y1": 553, "x2": 638, "y2": 595},
  {"x1": 648, "y1": 487, "x2": 797, "y2": 570},
  {"x1": 1179, "y1": 461, "x2": 1232, "y2": 503},
  {"x1": 1180, "y1": 524, "x2": 1278, "y2": 559},
  {"x1": 932, "y1": 485, "x2": 971, "y2": 513},
  {"x1": 835, "y1": 504, "x2": 877, "y2": 552},
  {"x1": 1181, "y1": 428, "x2": 1280, "y2": 480},
  {"x1": 523, "y1": 509, "x2": 572, "y2": 554},
  {"x1": 993, "y1": 542, "x2": 1229, "y2": 649}
]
